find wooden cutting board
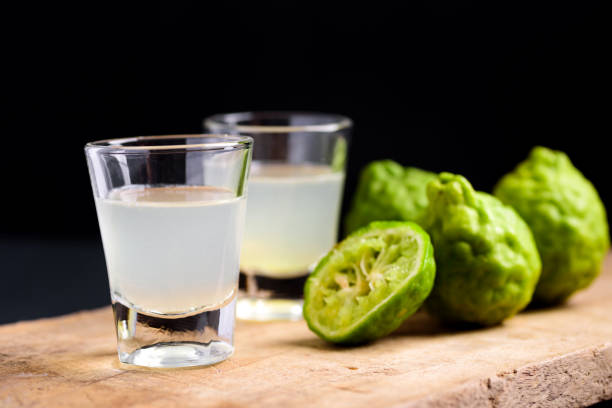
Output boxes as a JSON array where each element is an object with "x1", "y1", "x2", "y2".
[{"x1": 2, "y1": 254, "x2": 611, "y2": 408}]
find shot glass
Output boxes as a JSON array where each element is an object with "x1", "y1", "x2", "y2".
[
  {"x1": 205, "y1": 112, "x2": 352, "y2": 321},
  {"x1": 85, "y1": 134, "x2": 252, "y2": 368}
]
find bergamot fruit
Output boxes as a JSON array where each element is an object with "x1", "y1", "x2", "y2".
[
  {"x1": 303, "y1": 221, "x2": 435, "y2": 344},
  {"x1": 422, "y1": 173, "x2": 541, "y2": 325},
  {"x1": 494, "y1": 146, "x2": 609, "y2": 304},
  {"x1": 344, "y1": 160, "x2": 437, "y2": 235}
]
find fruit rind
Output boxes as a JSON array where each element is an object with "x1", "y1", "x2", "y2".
[
  {"x1": 422, "y1": 173, "x2": 541, "y2": 326},
  {"x1": 494, "y1": 146, "x2": 610, "y2": 304},
  {"x1": 344, "y1": 161, "x2": 437, "y2": 235},
  {"x1": 303, "y1": 221, "x2": 436, "y2": 344}
]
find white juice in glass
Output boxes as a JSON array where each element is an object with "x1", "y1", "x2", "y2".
[
  {"x1": 95, "y1": 185, "x2": 246, "y2": 315},
  {"x1": 240, "y1": 162, "x2": 344, "y2": 278}
]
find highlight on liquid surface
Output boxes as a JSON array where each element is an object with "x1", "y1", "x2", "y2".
[
  {"x1": 240, "y1": 162, "x2": 344, "y2": 278},
  {"x1": 95, "y1": 185, "x2": 245, "y2": 315}
]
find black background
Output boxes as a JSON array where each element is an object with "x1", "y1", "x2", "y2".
[{"x1": 1, "y1": 2, "x2": 610, "y2": 323}]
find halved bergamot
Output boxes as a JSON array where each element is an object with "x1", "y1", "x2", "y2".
[{"x1": 303, "y1": 221, "x2": 436, "y2": 344}]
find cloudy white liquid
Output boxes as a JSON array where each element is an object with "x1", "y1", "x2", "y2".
[
  {"x1": 240, "y1": 162, "x2": 344, "y2": 278},
  {"x1": 95, "y1": 186, "x2": 245, "y2": 315}
]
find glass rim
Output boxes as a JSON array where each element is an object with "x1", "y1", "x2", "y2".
[
  {"x1": 85, "y1": 134, "x2": 253, "y2": 153},
  {"x1": 204, "y1": 111, "x2": 353, "y2": 134}
]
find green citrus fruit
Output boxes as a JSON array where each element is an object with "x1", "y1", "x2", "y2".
[
  {"x1": 494, "y1": 146, "x2": 609, "y2": 304},
  {"x1": 344, "y1": 160, "x2": 437, "y2": 235},
  {"x1": 303, "y1": 221, "x2": 436, "y2": 344},
  {"x1": 422, "y1": 173, "x2": 541, "y2": 326}
]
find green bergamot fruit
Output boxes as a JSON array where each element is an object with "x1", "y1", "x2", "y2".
[
  {"x1": 422, "y1": 173, "x2": 541, "y2": 325},
  {"x1": 494, "y1": 146, "x2": 609, "y2": 304},
  {"x1": 303, "y1": 221, "x2": 435, "y2": 344},
  {"x1": 344, "y1": 160, "x2": 436, "y2": 235}
]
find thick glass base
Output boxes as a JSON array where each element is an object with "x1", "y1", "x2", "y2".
[
  {"x1": 119, "y1": 341, "x2": 233, "y2": 368},
  {"x1": 112, "y1": 296, "x2": 236, "y2": 368},
  {"x1": 236, "y1": 297, "x2": 303, "y2": 321},
  {"x1": 237, "y1": 272, "x2": 307, "y2": 321}
]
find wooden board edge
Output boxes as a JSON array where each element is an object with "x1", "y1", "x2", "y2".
[{"x1": 402, "y1": 342, "x2": 612, "y2": 408}]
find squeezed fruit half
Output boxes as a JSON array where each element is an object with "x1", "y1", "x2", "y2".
[{"x1": 303, "y1": 221, "x2": 436, "y2": 344}]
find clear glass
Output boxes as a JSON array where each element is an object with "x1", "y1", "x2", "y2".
[
  {"x1": 85, "y1": 134, "x2": 252, "y2": 368},
  {"x1": 205, "y1": 112, "x2": 352, "y2": 321}
]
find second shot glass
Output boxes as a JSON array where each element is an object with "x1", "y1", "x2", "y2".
[{"x1": 205, "y1": 112, "x2": 352, "y2": 321}]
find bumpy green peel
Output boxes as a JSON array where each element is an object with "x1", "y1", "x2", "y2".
[
  {"x1": 344, "y1": 160, "x2": 437, "y2": 235},
  {"x1": 494, "y1": 147, "x2": 610, "y2": 304},
  {"x1": 422, "y1": 173, "x2": 541, "y2": 326},
  {"x1": 303, "y1": 221, "x2": 436, "y2": 344}
]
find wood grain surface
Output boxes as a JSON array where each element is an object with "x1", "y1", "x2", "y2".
[{"x1": 1, "y1": 254, "x2": 611, "y2": 408}]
